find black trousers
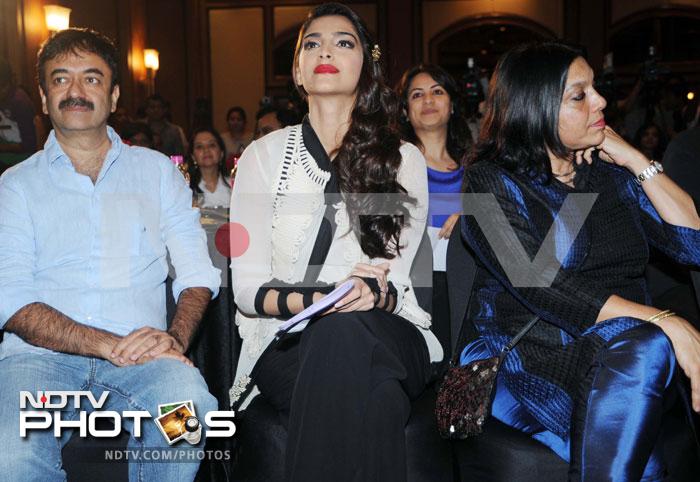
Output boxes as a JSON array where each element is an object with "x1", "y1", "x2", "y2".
[{"x1": 255, "y1": 310, "x2": 432, "y2": 482}]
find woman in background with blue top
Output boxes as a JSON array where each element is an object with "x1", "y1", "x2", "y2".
[{"x1": 397, "y1": 64, "x2": 472, "y2": 351}]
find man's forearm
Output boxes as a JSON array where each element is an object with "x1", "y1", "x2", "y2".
[
  {"x1": 168, "y1": 287, "x2": 211, "y2": 352},
  {"x1": 4, "y1": 302, "x2": 120, "y2": 358}
]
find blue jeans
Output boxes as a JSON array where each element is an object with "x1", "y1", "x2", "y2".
[{"x1": 0, "y1": 352, "x2": 218, "y2": 482}]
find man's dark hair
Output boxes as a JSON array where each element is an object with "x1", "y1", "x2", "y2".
[
  {"x1": 37, "y1": 28, "x2": 119, "y2": 92},
  {"x1": 470, "y1": 41, "x2": 585, "y2": 181},
  {"x1": 255, "y1": 105, "x2": 299, "y2": 128},
  {"x1": 226, "y1": 106, "x2": 246, "y2": 122},
  {"x1": 120, "y1": 121, "x2": 154, "y2": 144},
  {"x1": 255, "y1": 105, "x2": 276, "y2": 121}
]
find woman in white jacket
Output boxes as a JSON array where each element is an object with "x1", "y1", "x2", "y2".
[{"x1": 228, "y1": 3, "x2": 442, "y2": 481}]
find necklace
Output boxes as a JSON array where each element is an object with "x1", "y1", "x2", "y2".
[{"x1": 553, "y1": 169, "x2": 575, "y2": 178}]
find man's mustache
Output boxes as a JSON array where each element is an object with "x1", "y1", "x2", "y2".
[{"x1": 58, "y1": 97, "x2": 95, "y2": 110}]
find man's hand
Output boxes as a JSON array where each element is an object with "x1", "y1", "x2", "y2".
[
  {"x1": 133, "y1": 348, "x2": 194, "y2": 367},
  {"x1": 110, "y1": 327, "x2": 185, "y2": 365}
]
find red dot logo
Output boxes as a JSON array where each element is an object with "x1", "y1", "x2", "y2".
[
  {"x1": 40, "y1": 395, "x2": 47, "y2": 404},
  {"x1": 215, "y1": 222, "x2": 250, "y2": 258}
]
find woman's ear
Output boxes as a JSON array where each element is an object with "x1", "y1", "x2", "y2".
[{"x1": 292, "y1": 62, "x2": 303, "y2": 89}]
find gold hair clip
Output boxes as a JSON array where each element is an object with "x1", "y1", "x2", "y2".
[{"x1": 371, "y1": 44, "x2": 381, "y2": 62}]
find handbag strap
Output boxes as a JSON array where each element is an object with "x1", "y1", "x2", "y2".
[{"x1": 501, "y1": 314, "x2": 540, "y2": 355}]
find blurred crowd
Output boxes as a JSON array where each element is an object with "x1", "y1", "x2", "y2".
[{"x1": 1, "y1": 51, "x2": 699, "y2": 201}]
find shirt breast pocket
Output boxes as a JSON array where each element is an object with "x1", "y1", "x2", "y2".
[{"x1": 101, "y1": 197, "x2": 157, "y2": 258}]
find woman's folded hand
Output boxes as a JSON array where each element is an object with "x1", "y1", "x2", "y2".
[{"x1": 654, "y1": 315, "x2": 700, "y2": 412}]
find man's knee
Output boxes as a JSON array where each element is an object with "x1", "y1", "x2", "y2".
[{"x1": 133, "y1": 359, "x2": 216, "y2": 413}]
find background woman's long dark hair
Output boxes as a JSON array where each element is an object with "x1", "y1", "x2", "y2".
[
  {"x1": 470, "y1": 41, "x2": 584, "y2": 181},
  {"x1": 187, "y1": 127, "x2": 228, "y2": 194},
  {"x1": 396, "y1": 64, "x2": 472, "y2": 166},
  {"x1": 293, "y1": 2, "x2": 413, "y2": 259}
]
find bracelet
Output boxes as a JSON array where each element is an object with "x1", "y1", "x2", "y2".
[
  {"x1": 635, "y1": 160, "x2": 664, "y2": 184},
  {"x1": 646, "y1": 309, "x2": 675, "y2": 323}
]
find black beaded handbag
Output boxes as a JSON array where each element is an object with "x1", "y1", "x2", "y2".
[{"x1": 435, "y1": 314, "x2": 539, "y2": 439}]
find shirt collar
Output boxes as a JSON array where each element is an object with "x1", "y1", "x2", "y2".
[{"x1": 45, "y1": 126, "x2": 124, "y2": 172}]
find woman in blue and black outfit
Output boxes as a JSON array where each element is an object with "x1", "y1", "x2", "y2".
[{"x1": 460, "y1": 41, "x2": 700, "y2": 480}]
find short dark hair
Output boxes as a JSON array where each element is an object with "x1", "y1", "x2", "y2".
[
  {"x1": 396, "y1": 64, "x2": 472, "y2": 165},
  {"x1": 255, "y1": 105, "x2": 299, "y2": 127},
  {"x1": 226, "y1": 106, "x2": 246, "y2": 122},
  {"x1": 120, "y1": 121, "x2": 153, "y2": 144},
  {"x1": 37, "y1": 28, "x2": 119, "y2": 92},
  {"x1": 471, "y1": 41, "x2": 584, "y2": 181}
]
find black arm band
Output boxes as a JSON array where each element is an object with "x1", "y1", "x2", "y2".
[
  {"x1": 277, "y1": 290, "x2": 293, "y2": 318},
  {"x1": 303, "y1": 291, "x2": 315, "y2": 309}
]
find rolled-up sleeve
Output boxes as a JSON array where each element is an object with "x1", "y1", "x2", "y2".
[
  {"x1": 159, "y1": 159, "x2": 220, "y2": 301},
  {"x1": 0, "y1": 175, "x2": 41, "y2": 327},
  {"x1": 637, "y1": 185, "x2": 700, "y2": 267}
]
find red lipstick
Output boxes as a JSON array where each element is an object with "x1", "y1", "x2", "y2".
[{"x1": 314, "y1": 64, "x2": 339, "y2": 74}]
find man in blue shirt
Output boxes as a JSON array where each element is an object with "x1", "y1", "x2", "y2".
[{"x1": 0, "y1": 29, "x2": 220, "y2": 481}]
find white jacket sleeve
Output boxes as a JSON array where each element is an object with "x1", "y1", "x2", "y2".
[{"x1": 229, "y1": 139, "x2": 276, "y2": 316}]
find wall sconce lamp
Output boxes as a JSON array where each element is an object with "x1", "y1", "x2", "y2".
[
  {"x1": 44, "y1": 5, "x2": 72, "y2": 32},
  {"x1": 144, "y1": 49, "x2": 159, "y2": 96}
]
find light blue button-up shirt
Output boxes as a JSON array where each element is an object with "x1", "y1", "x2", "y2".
[{"x1": 0, "y1": 127, "x2": 221, "y2": 359}]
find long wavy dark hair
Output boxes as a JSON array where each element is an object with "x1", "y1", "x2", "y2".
[
  {"x1": 469, "y1": 41, "x2": 584, "y2": 181},
  {"x1": 187, "y1": 127, "x2": 228, "y2": 194},
  {"x1": 293, "y1": 3, "x2": 412, "y2": 259},
  {"x1": 396, "y1": 64, "x2": 472, "y2": 166}
]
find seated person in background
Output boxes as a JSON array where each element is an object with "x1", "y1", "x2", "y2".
[
  {"x1": 459, "y1": 41, "x2": 700, "y2": 480},
  {"x1": 229, "y1": 4, "x2": 440, "y2": 480},
  {"x1": 664, "y1": 122, "x2": 700, "y2": 205},
  {"x1": 633, "y1": 121, "x2": 668, "y2": 163},
  {"x1": 108, "y1": 105, "x2": 130, "y2": 136},
  {"x1": 145, "y1": 93, "x2": 186, "y2": 156},
  {"x1": 221, "y1": 105, "x2": 249, "y2": 158},
  {"x1": 396, "y1": 63, "x2": 472, "y2": 351},
  {"x1": 188, "y1": 127, "x2": 231, "y2": 207},
  {"x1": 253, "y1": 105, "x2": 299, "y2": 140},
  {"x1": 0, "y1": 28, "x2": 220, "y2": 481},
  {"x1": 120, "y1": 120, "x2": 154, "y2": 148},
  {"x1": 0, "y1": 57, "x2": 37, "y2": 167}
]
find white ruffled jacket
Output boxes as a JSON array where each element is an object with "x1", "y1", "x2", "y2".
[{"x1": 228, "y1": 125, "x2": 442, "y2": 408}]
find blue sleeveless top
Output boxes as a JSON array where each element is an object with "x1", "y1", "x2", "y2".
[{"x1": 427, "y1": 166, "x2": 464, "y2": 228}]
